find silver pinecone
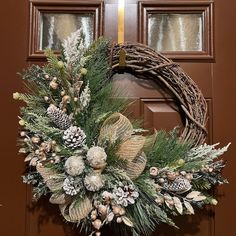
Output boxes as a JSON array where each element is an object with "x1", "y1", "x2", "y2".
[
  {"x1": 113, "y1": 183, "x2": 139, "y2": 207},
  {"x1": 63, "y1": 176, "x2": 83, "y2": 196},
  {"x1": 63, "y1": 126, "x2": 86, "y2": 149},
  {"x1": 47, "y1": 104, "x2": 72, "y2": 130},
  {"x1": 162, "y1": 176, "x2": 192, "y2": 194}
]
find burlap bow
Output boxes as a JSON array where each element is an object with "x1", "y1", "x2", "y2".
[
  {"x1": 36, "y1": 112, "x2": 156, "y2": 223},
  {"x1": 98, "y1": 112, "x2": 156, "y2": 180}
]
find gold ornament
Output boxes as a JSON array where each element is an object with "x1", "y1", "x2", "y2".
[
  {"x1": 57, "y1": 61, "x2": 64, "y2": 68},
  {"x1": 185, "y1": 173, "x2": 193, "y2": 181},
  {"x1": 154, "y1": 183, "x2": 162, "y2": 191},
  {"x1": 13, "y1": 92, "x2": 20, "y2": 100},
  {"x1": 208, "y1": 167, "x2": 213, "y2": 173},
  {"x1": 31, "y1": 136, "x2": 40, "y2": 144},
  {"x1": 180, "y1": 171, "x2": 186, "y2": 176},
  {"x1": 19, "y1": 119, "x2": 25, "y2": 126},
  {"x1": 159, "y1": 178, "x2": 165, "y2": 184},
  {"x1": 62, "y1": 95, "x2": 71, "y2": 103},
  {"x1": 98, "y1": 204, "x2": 108, "y2": 216},
  {"x1": 44, "y1": 96, "x2": 49, "y2": 101},
  {"x1": 211, "y1": 199, "x2": 218, "y2": 205},
  {"x1": 60, "y1": 91, "x2": 66, "y2": 96},
  {"x1": 30, "y1": 158, "x2": 37, "y2": 166},
  {"x1": 119, "y1": 208, "x2": 126, "y2": 216},
  {"x1": 177, "y1": 159, "x2": 185, "y2": 166},
  {"x1": 102, "y1": 191, "x2": 113, "y2": 202},
  {"x1": 91, "y1": 210, "x2": 97, "y2": 220},
  {"x1": 20, "y1": 131, "x2": 26, "y2": 137},
  {"x1": 35, "y1": 150, "x2": 40, "y2": 155},
  {"x1": 167, "y1": 172, "x2": 177, "y2": 181},
  {"x1": 49, "y1": 81, "x2": 59, "y2": 89},
  {"x1": 80, "y1": 68, "x2": 87, "y2": 75},
  {"x1": 149, "y1": 167, "x2": 159, "y2": 176},
  {"x1": 92, "y1": 219, "x2": 102, "y2": 230},
  {"x1": 155, "y1": 196, "x2": 164, "y2": 205},
  {"x1": 112, "y1": 206, "x2": 122, "y2": 215},
  {"x1": 54, "y1": 156, "x2": 61, "y2": 163},
  {"x1": 116, "y1": 217, "x2": 123, "y2": 223}
]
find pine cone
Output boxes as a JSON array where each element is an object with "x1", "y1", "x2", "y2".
[
  {"x1": 63, "y1": 126, "x2": 86, "y2": 149},
  {"x1": 47, "y1": 104, "x2": 72, "y2": 130},
  {"x1": 162, "y1": 176, "x2": 192, "y2": 194},
  {"x1": 63, "y1": 176, "x2": 83, "y2": 196},
  {"x1": 113, "y1": 183, "x2": 139, "y2": 207}
]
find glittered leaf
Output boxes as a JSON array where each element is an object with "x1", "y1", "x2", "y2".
[
  {"x1": 107, "y1": 212, "x2": 114, "y2": 222},
  {"x1": 165, "y1": 199, "x2": 174, "y2": 209},
  {"x1": 173, "y1": 197, "x2": 183, "y2": 215},
  {"x1": 24, "y1": 153, "x2": 34, "y2": 162},
  {"x1": 19, "y1": 148, "x2": 27, "y2": 154},
  {"x1": 29, "y1": 157, "x2": 38, "y2": 166},
  {"x1": 184, "y1": 201, "x2": 195, "y2": 214},
  {"x1": 121, "y1": 216, "x2": 134, "y2": 227},
  {"x1": 186, "y1": 191, "x2": 201, "y2": 199},
  {"x1": 193, "y1": 195, "x2": 207, "y2": 202}
]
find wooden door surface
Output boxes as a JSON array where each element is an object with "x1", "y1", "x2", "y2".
[{"x1": 0, "y1": 0, "x2": 235, "y2": 236}]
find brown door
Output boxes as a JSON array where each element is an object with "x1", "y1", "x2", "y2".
[{"x1": 0, "y1": 0, "x2": 235, "y2": 236}]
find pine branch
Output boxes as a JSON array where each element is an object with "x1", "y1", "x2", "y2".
[{"x1": 145, "y1": 130, "x2": 192, "y2": 169}]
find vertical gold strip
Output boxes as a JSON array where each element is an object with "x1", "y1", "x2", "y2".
[{"x1": 118, "y1": 0, "x2": 125, "y2": 44}]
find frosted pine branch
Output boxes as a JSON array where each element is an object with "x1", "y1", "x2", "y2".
[
  {"x1": 186, "y1": 143, "x2": 231, "y2": 162},
  {"x1": 62, "y1": 29, "x2": 87, "y2": 68},
  {"x1": 79, "y1": 82, "x2": 91, "y2": 110}
]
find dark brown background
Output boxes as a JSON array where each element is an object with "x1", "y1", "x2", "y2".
[{"x1": 0, "y1": 0, "x2": 235, "y2": 236}]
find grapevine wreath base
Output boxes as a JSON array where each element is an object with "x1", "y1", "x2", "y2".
[{"x1": 14, "y1": 30, "x2": 230, "y2": 236}]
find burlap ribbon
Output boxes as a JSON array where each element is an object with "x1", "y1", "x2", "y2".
[
  {"x1": 98, "y1": 112, "x2": 133, "y2": 144},
  {"x1": 99, "y1": 113, "x2": 156, "y2": 179},
  {"x1": 36, "y1": 113, "x2": 156, "y2": 223},
  {"x1": 37, "y1": 165, "x2": 92, "y2": 223}
]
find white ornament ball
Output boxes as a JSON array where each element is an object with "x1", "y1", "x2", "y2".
[
  {"x1": 87, "y1": 146, "x2": 107, "y2": 169},
  {"x1": 84, "y1": 173, "x2": 104, "y2": 192},
  {"x1": 64, "y1": 156, "x2": 85, "y2": 176}
]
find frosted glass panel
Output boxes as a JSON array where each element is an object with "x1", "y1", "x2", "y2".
[
  {"x1": 39, "y1": 13, "x2": 94, "y2": 50},
  {"x1": 148, "y1": 13, "x2": 203, "y2": 52}
]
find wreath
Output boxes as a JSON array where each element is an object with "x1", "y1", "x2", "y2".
[{"x1": 14, "y1": 30, "x2": 230, "y2": 236}]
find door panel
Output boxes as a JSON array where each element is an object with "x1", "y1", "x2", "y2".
[{"x1": 0, "y1": 0, "x2": 235, "y2": 236}]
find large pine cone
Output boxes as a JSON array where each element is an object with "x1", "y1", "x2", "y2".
[
  {"x1": 47, "y1": 104, "x2": 72, "y2": 130},
  {"x1": 63, "y1": 126, "x2": 86, "y2": 149}
]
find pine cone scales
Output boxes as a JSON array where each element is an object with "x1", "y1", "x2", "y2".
[
  {"x1": 63, "y1": 126, "x2": 86, "y2": 149},
  {"x1": 47, "y1": 105, "x2": 72, "y2": 130},
  {"x1": 163, "y1": 176, "x2": 192, "y2": 193}
]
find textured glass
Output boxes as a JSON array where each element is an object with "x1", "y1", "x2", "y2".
[
  {"x1": 39, "y1": 13, "x2": 94, "y2": 50},
  {"x1": 148, "y1": 13, "x2": 203, "y2": 52}
]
